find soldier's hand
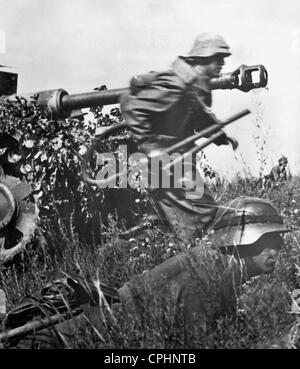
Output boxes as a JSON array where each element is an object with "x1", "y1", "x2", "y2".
[{"x1": 226, "y1": 136, "x2": 239, "y2": 151}]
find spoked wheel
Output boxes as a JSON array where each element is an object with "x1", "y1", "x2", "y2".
[
  {"x1": 81, "y1": 123, "x2": 162, "y2": 237},
  {"x1": 0, "y1": 175, "x2": 38, "y2": 265}
]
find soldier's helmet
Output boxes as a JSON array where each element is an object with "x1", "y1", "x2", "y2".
[
  {"x1": 186, "y1": 32, "x2": 232, "y2": 58},
  {"x1": 211, "y1": 196, "x2": 290, "y2": 248},
  {"x1": 278, "y1": 156, "x2": 288, "y2": 165}
]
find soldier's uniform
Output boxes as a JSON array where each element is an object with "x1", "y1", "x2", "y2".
[
  {"x1": 118, "y1": 243, "x2": 243, "y2": 337},
  {"x1": 270, "y1": 156, "x2": 291, "y2": 182},
  {"x1": 2, "y1": 196, "x2": 290, "y2": 348},
  {"x1": 120, "y1": 35, "x2": 233, "y2": 242},
  {"x1": 2, "y1": 243, "x2": 244, "y2": 347}
]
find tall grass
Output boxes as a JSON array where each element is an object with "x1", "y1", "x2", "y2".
[{"x1": 1, "y1": 175, "x2": 299, "y2": 349}]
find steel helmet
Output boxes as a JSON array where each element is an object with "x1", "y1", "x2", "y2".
[
  {"x1": 211, "y1": 196, "x2": 290, "y2": 248},
  {"x1": 186, "y1": 32, "x2": 232, "y2": 58},
  {"x1": 279, "y1": 156, "x2": 288, "y2": 165}
]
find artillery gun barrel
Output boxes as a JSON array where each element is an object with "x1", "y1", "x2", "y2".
[
  {"x1": 57, "y1": 74, "x2": 236, "y2": 114},
  {"x1": 35, "y1": 74, "x2": 236, "y2": 119},
  {"x1": 32, "y1": 87, "x2": 130, "y2": 119},
  {"x1": 3, "y1": 64, "x2": 267, "y2": 119},
  {"x1": 61, "y1": 87, "x2": 129, "y2": 111}
]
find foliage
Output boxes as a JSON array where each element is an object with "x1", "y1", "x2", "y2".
[
  {"x1": 0, "y1": 97, "x2": 300, "y2": 349},
  {"x1": 0, "y1": 96, "x2": 147, "y2": 245}
]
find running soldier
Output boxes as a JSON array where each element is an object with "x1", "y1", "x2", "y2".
[{"x1": 120, "y1": 33, "x2": 238, "y2": 243}]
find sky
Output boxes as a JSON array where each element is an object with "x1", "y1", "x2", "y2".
[{"x1": 0, "y1": 0, "x2": 299, "y2": 178}]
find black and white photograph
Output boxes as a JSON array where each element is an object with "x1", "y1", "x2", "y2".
[{"x1": 0, "y1": 0, "x2": 299, "y2": 352}]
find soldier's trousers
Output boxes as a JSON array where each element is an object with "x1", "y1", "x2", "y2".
[{"x1": 147, "y1": 157, "x2": 218, "y2": 243}]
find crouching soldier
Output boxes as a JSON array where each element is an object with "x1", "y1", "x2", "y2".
[
  {"x1": 117, "y1": 196, "x2": 289, "y2": 339},
  {"x1": 1, "y1": 196, "x2": 290, "y2": 348},
  {"x1": 270, "y1": 156, "x2": 291, "y2": 183}
]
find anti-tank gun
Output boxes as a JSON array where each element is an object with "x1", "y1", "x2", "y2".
[
  {"x1": 77, "y1": 64, "x2": 267, "y2": 188},
  {"x1": 0, "y1": 64, "x2": 268, "y2": 263},
  {"x1": 10, "y1": 64, "x2": 268, "y2": 186},
  {"x1": 22, "y1": 64, "x2": 267, "y2": 119}
]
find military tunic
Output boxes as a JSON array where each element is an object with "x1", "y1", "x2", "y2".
[
  {"x1": 270, "y1": 164, "x2": 291, "y2": 182},
  {"x1": 120, "y1": 57, "x2": 230, "y2": 242},
  {"x1": 118, "y1": 244, "x2": 244, "y2": 337}
]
